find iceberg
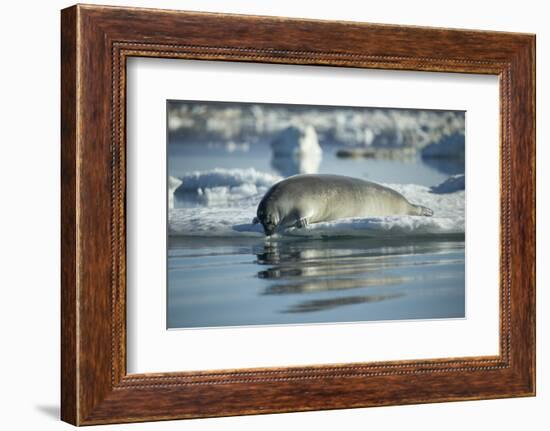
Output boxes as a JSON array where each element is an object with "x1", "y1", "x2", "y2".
[
  {"x1": 270, "y1": 125, "x2": 322, "y2": 157},
  {"x1": 270, "y1": 125, "x2": 322, "y2": 176}
]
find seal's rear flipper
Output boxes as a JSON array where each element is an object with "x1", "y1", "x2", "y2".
[{"x1": 418, "y1": 205, "x2": 434, "y2": 217}]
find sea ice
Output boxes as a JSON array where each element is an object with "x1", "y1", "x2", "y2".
[{"x1": 168, "y1": 168, "x2": 465, "y2": 239}]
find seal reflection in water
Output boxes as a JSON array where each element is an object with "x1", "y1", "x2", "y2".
[{"x1": 253, "y1": 174, "x2": 433, "y2": 236}]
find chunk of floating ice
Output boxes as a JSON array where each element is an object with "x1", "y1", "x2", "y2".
[
  {"x1": 170, "y1": 168, "x2": 282, "y2": 206},
  {"x1": 168, "y1": 176, "x2": 182, "y2": 209},
  {"x1": 430, "y1": 174, "x2": 465, "y2": 194},
  {"x1": 176, "y1": 168, "x2": 281, "y2": 191},
  {"x1": 284, "y1": 215, "x2": 463, "y2": 238},
  {"x1": 270, "y1": 125, "x2": 323, "y2": 176},
  {"x1": 271, "y1": 125, "x2": 322, "y2": 156},
  {"x1": 169, "y1": 206, "x2": 265, "y2": 238}
]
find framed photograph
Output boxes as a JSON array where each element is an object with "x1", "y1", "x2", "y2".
[{"x1": 61, "y1": 4, "x2": 535, "y2": 425}]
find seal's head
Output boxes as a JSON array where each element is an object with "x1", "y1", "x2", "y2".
[{"x1": 254, "y1": 199, "x2": 279, "y2": 236}]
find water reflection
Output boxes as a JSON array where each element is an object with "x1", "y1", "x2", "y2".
[
  {"x1": 167, "y1": 237, "x2": 465, "y2": 328},
  {"x1": 263, "y1": 277, "x2": 406, "y2": 295},
  {"x1": 283, "y1": 293, "x2": 404, "y2": 313},
  {"x1": 253, "y1": 238, "x2": 464, "y2": 316}
]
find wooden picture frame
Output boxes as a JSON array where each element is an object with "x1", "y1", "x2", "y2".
[{"x1": 61, "y1": 4, "x2": 535, "y2": 425}]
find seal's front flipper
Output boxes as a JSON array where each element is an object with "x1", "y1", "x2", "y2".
[
  {"x1": 252, "y1": 217, "x2": 260, "y2": 224},
  {"x1": 296, "y1": 217, "x2": 309, "y2": 228}
]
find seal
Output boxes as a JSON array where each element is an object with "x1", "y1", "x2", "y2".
[{"x1": 253, "y1": 174, "x2": 433, "y2": 236}]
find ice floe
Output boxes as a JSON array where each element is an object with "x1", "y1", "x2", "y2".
[
  {"x1": 169, "y1": 168, "x2": 464, "y2": 239},
  {"x1": 430, "y1": 174, "x2": 465, "y2": 194}
]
